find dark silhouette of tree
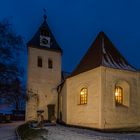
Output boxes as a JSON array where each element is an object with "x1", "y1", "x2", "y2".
[{"x1": 0, "y1": 19, "x2": 25, "y2": 112}]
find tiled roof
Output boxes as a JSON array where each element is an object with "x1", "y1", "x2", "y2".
[{"x1": 71, "y1": 31, "x2": 136, "y2": 77}]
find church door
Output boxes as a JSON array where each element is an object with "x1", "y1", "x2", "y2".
[{"x1": 47, "y1": 104, "x2": 55, "y2": 122}]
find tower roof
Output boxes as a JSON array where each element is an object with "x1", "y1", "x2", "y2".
[
  {"x1": 71, "y1": 31, "x2": 136, "y2": 77},
  {"x1": 27, "y1": 15, "x2": 62, "y2": 53}
]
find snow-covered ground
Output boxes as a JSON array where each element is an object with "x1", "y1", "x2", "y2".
[
  {"x1": 0, "y1": 121, "x2": 24, "y2": 140},
  {"x1": 44, "y1": 125, "x2": 140, "y2": 140}
]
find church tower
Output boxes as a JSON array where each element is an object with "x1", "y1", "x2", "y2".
[{"x1": 26, "y1": 14, "x2": 62, "y2": 121}]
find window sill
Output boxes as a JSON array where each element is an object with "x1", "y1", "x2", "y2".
[
  {"x1": 115, "y1": 104, "x2": 129, "y2": 108},
  {"x1": 78, "y1": 103, "x2": 87, "y2": 105}
]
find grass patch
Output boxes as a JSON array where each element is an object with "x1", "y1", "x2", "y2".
[{"x1": 17, "y1": 123, "x2": 48, "y2": 140}]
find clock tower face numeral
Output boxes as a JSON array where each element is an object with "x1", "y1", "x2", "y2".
[{"x1": 40, "y1": 36, "x2": 50, "y2": 47}]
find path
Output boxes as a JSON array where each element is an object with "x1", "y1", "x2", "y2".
[
  {"x1": 45, "y1": 125, "x2": 140, "y2": 140},
  {"x1": 0, "y1": 121, "x2": 24, "y2": 140}
]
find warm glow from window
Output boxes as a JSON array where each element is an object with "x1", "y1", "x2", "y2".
[
  {"x1": 80, "y1": 88, "x2": 87, "y2": 105},
  {"x1": 115, "y1": 86, "x2": 123, "y2": 105}
]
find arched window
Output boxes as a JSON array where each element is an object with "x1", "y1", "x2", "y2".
[
  {"x1": 80, "y1": 88, "x2": 88, "y2": 105},
  {"x1": 48, "y1": 59, "x2": 53, "y2": 69},
  {"x1": 115, "y1": 86, "x2": 123, "y2": 105},
  {"x1": 38, "y1": 56, "x2": 42, "y2": 67},
  {"x1": 114, "y1": 80, "x2": 130, "y2": 107}
]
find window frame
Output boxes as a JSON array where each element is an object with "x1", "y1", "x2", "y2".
[
  {"x1": 48, "y1": 59, "x2": 53, "y2": 69},
  {"x1": 37, "y1": 56, "x2": 42, "y2": 67},
  {"x1": 115, "y1": 86, "x2": 123, "y2": 106},
  {"x1": 80, "y1": 88, "x2": 88, "y2": 105}
]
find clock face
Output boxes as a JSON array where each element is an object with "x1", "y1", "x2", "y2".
[
  {"x1": 40, "y1": 36, "x2": 50, "y2": 47},
  {"x1": 42, "y1": 38, "x2": 48, "y2": 44}
]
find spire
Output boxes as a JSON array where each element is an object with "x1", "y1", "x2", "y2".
[
  {"x1": 43, "y1": 8, "x2": 47, "y2": 22},
  {"x1": 27, "y1": 10, "x2": 62, "y2": 53}
]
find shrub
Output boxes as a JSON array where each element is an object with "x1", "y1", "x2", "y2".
[{"x1": 17, "y1": 122, "x2": 48, "y2": 140}]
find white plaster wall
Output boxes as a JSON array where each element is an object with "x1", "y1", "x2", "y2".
[
  {"x1": 26, "y1": 47, "x2": 61, "y2": 121},
  {"x1": 65, "y1": 67, "x2": 101, "y2": 128},
  {"x1": 59, "y1": 82, "x2": 67, "y2": 123},
  {"x1": 101, "y1": 66, "x2": 140, "y2": 129},
  {"x1": 59, "y1": 66, "x2": 140, "y2": 129}
]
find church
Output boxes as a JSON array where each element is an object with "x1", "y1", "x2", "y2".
[{"x1": 26, "y1": 14, "x2": 140, "y2": 129}]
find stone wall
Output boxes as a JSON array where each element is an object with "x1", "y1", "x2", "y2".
[
  {"x1": 26, "y1": 47, "x2": 61, "y2": 121},
  {"x1": 60, "y1": 66, "x2": 140, "y2": 129},
  {"x1": 101, "y1": 66, "x2": 140, "y2": 129},
  {"x1": 64, "y1": 67, "x2": 101, "y2": 128}
]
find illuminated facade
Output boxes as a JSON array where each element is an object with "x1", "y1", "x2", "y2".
[
  {"x1": 58, "y1": 32, "x2": 140, "y2": 129},
  {"x1": 26, "y1": 15, "x2": 140, "y2": 129}
]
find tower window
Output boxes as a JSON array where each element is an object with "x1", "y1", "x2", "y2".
[
  {"x1": 48, "y1": 59, "x2": 53, "y2": 69},
  {"x1": 115, "y1": 86, "x2": 123, "y2": 105},
  {"x1": 38, "y1": 56, "x2": 42, "y2": 67},
  {"x1": 80, "y1": 88, "x2": 88, "y2": 105},
  {"x1": 41, "y1": 28, "x2": 49, "y2": 36}
]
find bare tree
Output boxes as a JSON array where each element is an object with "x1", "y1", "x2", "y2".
[{"x1": 0, "y1": 19, "x2": 25, "y2": 112}]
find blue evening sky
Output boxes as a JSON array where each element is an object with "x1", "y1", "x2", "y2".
[{"x1": 0, "y1": 0, "x2": 140, "y2": 72}]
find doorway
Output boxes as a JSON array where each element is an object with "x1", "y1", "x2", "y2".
[{"x1": 47, "y1": 104, "x2": 55, "y2": 122}]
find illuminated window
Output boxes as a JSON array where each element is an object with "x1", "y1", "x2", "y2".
[
  {"x1": 48, "y1": 59, "x2": 53, "y2": 69},
  {"x1": 38, "y1": 56, "x2": 42, "y2": 67},
  {"x1": 80, "y1": 88, "x2": 87, "y2": 105},
  {"x1": 115, "y1": 86, "x2": 123, "y2": 105}
]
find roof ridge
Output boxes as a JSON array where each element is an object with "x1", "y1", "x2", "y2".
[
  {"x1": 100, "y1": 32, "x2": 105, "y2": 66},
  {"x1": 70, "y1": 31, "x2": 136, "y2": 77}
]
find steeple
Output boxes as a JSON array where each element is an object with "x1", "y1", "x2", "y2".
[
  {"x1": 27, "y1": 13, "x2": 62, "y2": 53},
  {"x1": 43, "y1": 8, "x2": 47, "y2": 23},
  {"x1": 71, "y1": 31, "x2": 136, "y2": 77}
]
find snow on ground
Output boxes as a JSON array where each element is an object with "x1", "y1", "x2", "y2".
[
  {"x1": 0, "y1": 121, "x2": 23, "y2": 140},
  {"x1": 45, "y1": 125, "x2": 140, "y2": 140}
]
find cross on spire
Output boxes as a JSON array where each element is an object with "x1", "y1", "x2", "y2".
[{"x1": 43, "y1": 8, "x2": 47, "y2": 21}]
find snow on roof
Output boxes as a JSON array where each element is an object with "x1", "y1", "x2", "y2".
[{"x1": 71, "y1": 31, "x2": 136, "y2": 77}]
